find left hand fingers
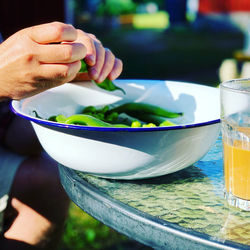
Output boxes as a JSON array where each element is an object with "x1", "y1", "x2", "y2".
[
  {"x1": 88, "y1": 41, "x2": 105, "y2": 80},
  {"x1": 108, "y1": 58, "x2": 123, "y2": 81},
  {"x1": 72, "y1": 56, "x2": 123, "y2": 82},
  {"x1": 75, "y1": 29, "x2": 123, "y2": 82},
  {"x1": 95, "y1": 48, "x2": 115, "y2": 83},
  {"x1": 75, "y1": 30, "x2": 98, "y2": 66}
]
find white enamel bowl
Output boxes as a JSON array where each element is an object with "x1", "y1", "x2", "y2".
[{"x1": 11, "y1": 80, "x2": 220, "y2": 180}]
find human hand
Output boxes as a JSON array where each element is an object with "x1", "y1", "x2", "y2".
[
  {"x1": 0, "y1": 22, "x2": 86, "y2": 100},
  {"x1": 72, "y1": 30, "x2": 123, "y2": 83}
]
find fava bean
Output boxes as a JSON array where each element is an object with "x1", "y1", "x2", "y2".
[
  {"x1": 123, "y1": 113, "x2": 176, "y2": 127},
  {"x1": 131, "y1": 120, "x2": 142, "y2": 128},
  {"x1": 142, "y1": 123, "x2": 157, "y2": 128}
]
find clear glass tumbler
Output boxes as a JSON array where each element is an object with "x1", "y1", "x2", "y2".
[{"x1": 220, "y1": 78, "x2": 250, "y2": 211}]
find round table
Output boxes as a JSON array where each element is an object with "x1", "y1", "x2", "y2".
[{"x1": 59, "y1": 136, "x2": 250, "y2": 249}]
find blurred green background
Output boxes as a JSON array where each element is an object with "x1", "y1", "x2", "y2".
[
  {"x1": 60, "y1": 0, "x2": 244, "y2": 249},
  {"x1": 72, "y1": 0, "x2": 244, "y2": 86}
]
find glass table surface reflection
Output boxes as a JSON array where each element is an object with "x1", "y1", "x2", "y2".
[{"x1": 59, "y1": 136, "x2": 250, "y2": 250}]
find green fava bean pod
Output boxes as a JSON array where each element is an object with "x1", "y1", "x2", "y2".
[
  {"x1": 108, "y1": 103, "x2": 183, "y2": 118},
  {"x1": 79, "y1": 60, "x2": 125, "y2": 94},
  {"x1": 65, "y1": 114, "x2": 129, "y2": 128}
]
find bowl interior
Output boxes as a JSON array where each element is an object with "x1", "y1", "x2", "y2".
[{"x1": 12, "y1": 79, "x2": 220, "y2": 129}]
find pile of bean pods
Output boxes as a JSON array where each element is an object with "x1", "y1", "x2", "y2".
[
  {"x1": 43, "y1": 61, "x2": 183, "y2": 128},
  {"x1": 47, "y1": 102, "x2": 183, "y2": 128}
]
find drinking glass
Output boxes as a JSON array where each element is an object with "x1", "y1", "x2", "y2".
[{"x1": 220, "y1": 78, "x2": 250, "y2": 211}]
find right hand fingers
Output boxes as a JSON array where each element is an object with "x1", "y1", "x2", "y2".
[
  {"x1": 26, "y1": 22, "x2": 86, "y2": 64},
  {"x1": 37, "y1": 42, "x2": 86, "y2": 64},
  {"x1": 28, "y1": 22, "x2": 87, "y2": 65},
  {"x1": 35, "y1": 61, "x2": 82, "y2": 89},
  {"x1": 28, "y1": 22, "x2": 77, "y2": 44}
]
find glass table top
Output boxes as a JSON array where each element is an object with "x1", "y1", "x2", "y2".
[{"x1": 59, "y1": 135, "x2": 250, "y2": 249}]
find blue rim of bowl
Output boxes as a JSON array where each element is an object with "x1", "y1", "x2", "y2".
[{"x1": 10, "y1": 101, "x2": 220, "y2": 132}]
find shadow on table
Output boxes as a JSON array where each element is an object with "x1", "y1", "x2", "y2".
[{"x1": 110, "y1": 165, "x2": 206, "y2": 185}]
